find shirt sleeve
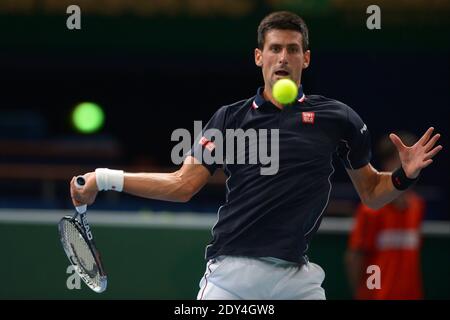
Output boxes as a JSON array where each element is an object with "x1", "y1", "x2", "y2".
[
  {"x1": 188, "y1": 106, "x2": 229, "y2": 175},
  {"x1": 337, "y1": 105, "x2": 372, "y2": 170}
]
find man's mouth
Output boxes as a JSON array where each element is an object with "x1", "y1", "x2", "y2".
[{"x1": 274, "y1": 70, "x2": 290, "y2": 76}]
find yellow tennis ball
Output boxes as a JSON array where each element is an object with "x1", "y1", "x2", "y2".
[{"x1": 272, "y1": 79, "x2": 298, "y2": 105}]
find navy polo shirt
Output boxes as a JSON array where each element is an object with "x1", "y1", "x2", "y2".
[{"x1": 190, "y1": 86, "x2": 371, "y2": 263}]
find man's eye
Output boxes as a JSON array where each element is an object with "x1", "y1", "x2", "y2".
[
  {"x1": 288, "y1": 47, "x2": 299, "y2": 54},
  {"x1": 271, "y1": 47, "x2": 281, "y2": 53}
]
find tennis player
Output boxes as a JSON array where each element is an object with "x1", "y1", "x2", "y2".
[{"x1": 70, "y1": 11, "x2": 442, "y2": 299}]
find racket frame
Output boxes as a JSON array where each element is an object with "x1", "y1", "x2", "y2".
[{"x1": 58, "y1": 177, "x2": 107, "y2": 293}]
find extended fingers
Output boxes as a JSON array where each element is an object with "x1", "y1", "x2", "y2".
[
  {"x1": 424, "y1": 145, "x2": 443, "y2": 161},
  {"x1": 424, "y1": 133, "x2": 441, "y2": 152},
  {"x1": 418, "y1": 127, "x2": 434, "y2": 146},
  {"x1": 422, "y1": 159, "x2": 433, "y2": 169},
  {"x1": 389, "y1": 133, "x2": 406, "y2": 151}
]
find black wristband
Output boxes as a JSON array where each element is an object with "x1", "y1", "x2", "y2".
[{"x1": 391, "y1": 167, "x2": 419, "y2": 190}]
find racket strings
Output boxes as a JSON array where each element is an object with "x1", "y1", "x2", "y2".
[{"x1": 61, "y1": 220, "x2": 101, "y2": 286}]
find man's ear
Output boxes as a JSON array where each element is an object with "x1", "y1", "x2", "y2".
[
  {"x1": 255, "y1": 48, "x2": 263, "y2": 67},
  {"x1": 303, "y1": 50, "x2": 311, "y2": 69}
]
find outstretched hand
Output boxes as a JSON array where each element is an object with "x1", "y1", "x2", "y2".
[{"x1": 389, "y1": 127, "x2": 443, "y2": 179}]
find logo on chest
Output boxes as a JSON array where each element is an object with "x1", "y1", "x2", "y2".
[{"x1": 301, "y1": 112, "x2": 315, "y2": 124}]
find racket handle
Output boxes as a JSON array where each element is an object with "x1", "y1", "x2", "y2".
[
  {"x1": 76, "y1": 204, "x2": 87, "y2": 214},
  {"x1": 74, "y1": 176, "x2": 87, "y2": 213}
]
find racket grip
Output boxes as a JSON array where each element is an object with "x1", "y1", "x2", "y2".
[
  {"x1": 75, "y1": 204, "x2": 87, "y2": 214},
  {"x1": 74, "y1": 176, "x2": 87, "y2": 213}
]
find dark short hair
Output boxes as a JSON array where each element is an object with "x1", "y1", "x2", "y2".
[
  {"x1": 257, "y1": 11, "x2": 309, "y2": 52},
  {"x1": 377, "y1": 131, "x2": 418, "y2": 164}
]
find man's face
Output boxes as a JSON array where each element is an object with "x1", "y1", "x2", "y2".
[{"x1": 255, "y1": 29, "x2": 310, "y2": 89}]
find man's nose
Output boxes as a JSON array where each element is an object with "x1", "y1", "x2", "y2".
[{"x1": 278, "y1": 48, "x2": 288, "y2": 64}]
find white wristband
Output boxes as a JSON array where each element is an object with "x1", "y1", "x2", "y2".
[{"x1": 95, "y1": 168, "x2": 124, "y2": 192}]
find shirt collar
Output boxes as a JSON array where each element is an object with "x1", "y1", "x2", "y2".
[{"x1": 252, "y1": 84, "x2": 305, "y2": 110}]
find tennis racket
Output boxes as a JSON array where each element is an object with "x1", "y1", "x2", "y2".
[{"x1": 58, "y1": 176, "x2": 107, "y2": 293}]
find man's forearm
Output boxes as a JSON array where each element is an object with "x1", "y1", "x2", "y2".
[
  {"x1": 348, "y1": 165, "x2": 406, "y2": 211},
  {"x1": 70, "y1": 157, "x2": 210, "y2": 206},
  {"x1": 123, "y1": 171, "x2": 194, "y2": 203},
  {"x1": 365, "y1": 171, "x2": 403, "y2": 210}
]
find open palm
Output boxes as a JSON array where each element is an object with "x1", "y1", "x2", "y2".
[{"x1": 389, "y1": 127, "x2": 442, "y2": 179}]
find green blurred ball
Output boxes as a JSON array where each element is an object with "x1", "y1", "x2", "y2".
[{"x1": 72, "y1": 102, "x2": 104, "y2": 134}]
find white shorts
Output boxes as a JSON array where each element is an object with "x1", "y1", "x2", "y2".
[{"x1": 197, "y1": 255, "x2": 326, "y2": 300}]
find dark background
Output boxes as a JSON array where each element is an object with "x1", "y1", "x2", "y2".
[
  {"x1": 0, "y1": 0, "x2": 449, "y2": 301},
  {"x1": 0, "y1": 0, "x2": 448, "y2": 219}
]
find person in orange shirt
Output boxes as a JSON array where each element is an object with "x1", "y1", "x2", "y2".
[{"x1": 345, "y1": 132, "x2": 426, "y2": 300}]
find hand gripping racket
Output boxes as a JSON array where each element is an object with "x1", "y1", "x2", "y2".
[{"x1": 58, "y1": 176, "x2": 107, "y2": 293}]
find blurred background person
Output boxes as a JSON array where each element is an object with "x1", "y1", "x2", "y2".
[{"x1": 345, "y1": 132, "x2": 425, "y2": 300}]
